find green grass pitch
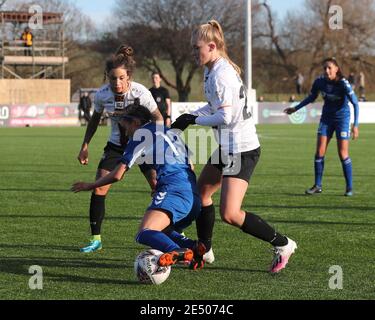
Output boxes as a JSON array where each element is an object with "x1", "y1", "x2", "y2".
[{"x1": 0, "y1": 124, "x2": 374, "y2": 300}]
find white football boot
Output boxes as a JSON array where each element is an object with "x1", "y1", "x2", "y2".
[
  {"x1": 270, "y1": 237, "x2": 297, "y2": 273},
  {"x1": 203, "y1": 248, "x2": 215, "y2": 264}
]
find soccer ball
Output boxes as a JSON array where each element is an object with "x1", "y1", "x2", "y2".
[{"x1": 134, "y1": 249, "x2": 171, "y2": 285}]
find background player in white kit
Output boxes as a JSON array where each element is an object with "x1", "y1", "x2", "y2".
[
  {"x1": 77, "y1": 45, "x2": 164, "y2": 253},
  {"x1": 172, "y1": 20, "x2": 297, "y2": 273}
]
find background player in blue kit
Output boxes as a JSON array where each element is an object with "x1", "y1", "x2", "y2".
[
  {"x1": 284, "y1": 58, "x2": 360, "y2": 196},
  {"x1": 72, "y1": 104, "x2": 205, "y2": 269}
]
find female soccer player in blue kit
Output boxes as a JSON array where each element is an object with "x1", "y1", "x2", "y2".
[
  {"x1": 284, "y1": 58, "x2": 359, "y2": 196},
  {"x1": 76, "y1": 45, "x2": 163, "y2": 253},
  {"x1": 72, "y1": 104, "x2": 205, "y2": 269}
]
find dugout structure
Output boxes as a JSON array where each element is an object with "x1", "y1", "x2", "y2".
[{"x1": 0, "y1": 11, "x2": 70, "y2": 104}]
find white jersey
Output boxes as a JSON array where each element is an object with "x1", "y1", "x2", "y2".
[
  {"x1": 203, "y1": 58, "x2": 260, "y2": 154},
  {"x1": 94, "y1": 82, "x2": 158, "y2": 146}
]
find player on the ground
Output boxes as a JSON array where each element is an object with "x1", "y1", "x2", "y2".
[
  {"x1": 284, "y1": 58, "x2": 359, "y2": 196},
  {"x1": 171, "y1": 20, "x2": 297, "y2": 273},
  {"x1": 77, "y1": 45, "x2": 164, "y2": 253},
  {"x1": 73, "y1": 104, "x2": 205, "y2": 269}
]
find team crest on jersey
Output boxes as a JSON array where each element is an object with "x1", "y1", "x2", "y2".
[
  {"x1": 115, "y1": 102, "x2": 124, "y2": 110},
  {"x1": 114, "y1": 94, "x2": 125, "y2": 110},
  {"x1": 131, "y1": 87, "x2": 142, "y2": 96}
]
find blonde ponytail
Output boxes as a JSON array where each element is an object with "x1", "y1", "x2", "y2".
[{"x1": 192, "y1": 20, "x2": 242, "y2": 75}]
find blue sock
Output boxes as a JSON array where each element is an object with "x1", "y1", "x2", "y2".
[
  {"x1": 166, "y1": 231, "x2": 196, "y2": 249},
  {"x1": 341, "y1": 158, "x2": 353, "y2": 191},
  {"x1": 314, "y1": 156, "x2": 325, "y2": 187},
  {"x1": 136, "y1": 229, "x2": 180, "y2": 252}
]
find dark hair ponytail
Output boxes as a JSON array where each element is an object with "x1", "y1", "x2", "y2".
[
  {"x1": 103, "y1": 45, "x2": 136, "y2": 82},
  {"x1": 123, "y1": 104, "x2": 152, "y2": 125},
  {"x1": 116, "y1": 45, "x2": 134, "y2": 57},
  {"x1": 323, "y1": 57, "x2": 344, "y2": 80}
]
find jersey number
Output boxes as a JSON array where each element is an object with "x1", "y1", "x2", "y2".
[
  {"x1": 240, "y1": 86, "x2": 252, "y2": 120},
  {"x1": 155, "y1": 131, "x2": 180, "y2": 156}
]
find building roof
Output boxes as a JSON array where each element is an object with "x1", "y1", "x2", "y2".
[{"x1": 0, "y1": 11, "x2": 63, "y2": 25}]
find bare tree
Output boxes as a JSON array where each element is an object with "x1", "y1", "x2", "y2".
[
  {"x1": 0, "y1": 0, "x2": 7, "y2": 9},
  {"x1": 111, "y1": 0, "x2": 246, "y2": 101},
  {"x1": 252, "y1": 1, "x2": 305, "y2": 80},
  {"x1": 302, "y1": 0, "x2": 375, "y2": 81},
  {"x1": 252, "y1": 0, "x2": 375, "y2": 93}
]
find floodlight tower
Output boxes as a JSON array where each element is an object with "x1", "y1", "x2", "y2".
[{"x1": 245, "y1": 0, "x2": 258, "y2": 123}]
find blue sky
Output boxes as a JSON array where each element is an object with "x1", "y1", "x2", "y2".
[
  {"x1": 267, "y1": 0, "x2": 305, "y2": 18},
  {"x1": 74, "y1": 0, "x2": 117, "y2": 26},
  {"x1": 74, "y1": 0, "x2": 305, "y2": 27}
]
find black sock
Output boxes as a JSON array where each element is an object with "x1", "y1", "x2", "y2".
[
  {"x1": 162, "y1": 225, "x2": 185, "y2": 235},
  {"x1": 162, "y1": 225, "x2": 174, "y2": 235},
  {"x1": 241, "y1": 212, "x2": 288, "y2": 247},
  {"x1": 196, "y1": 204, "x2": 215, "y2": 251},
  {"x1": 89, "y1": 194, "x2": 106, "y2": 236}
]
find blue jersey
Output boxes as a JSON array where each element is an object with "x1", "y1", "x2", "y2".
[
  {"x1": 121, "y1": 123, "x2": 197, "y2": 192},
  {"x1": 295, "y1": 76, "x2": 359, "y2": 127}
]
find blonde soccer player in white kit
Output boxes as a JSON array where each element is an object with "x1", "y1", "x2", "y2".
[
  {"x1": 172, "y1": 20, "x2": 297, "y2": 273},
  {"x1": 77, "y1": 45, "x2": 164, "y2": 253}
]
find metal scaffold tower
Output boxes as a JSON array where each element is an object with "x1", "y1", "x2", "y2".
[{"x1": 0, "y1": 11, "x2": 68, "y2": 79}]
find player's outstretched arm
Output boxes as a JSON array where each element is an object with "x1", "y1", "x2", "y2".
[
  {"x1": 171, "y1": 114, "x2": 198, "y2": 131},
  {"x1": 72, "y1": 163, "x2": 128, "y2": 193},
  {"x1": 284, "y1": 107, "x2": 297, "y2": 115},
  {"x1": 284, "y1": 79, "x2": 320, "y2": 116},
  {"x1": 195, "y1": 106, "x2": 232, "y2": 127}
]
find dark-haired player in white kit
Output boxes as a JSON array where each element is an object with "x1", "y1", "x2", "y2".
[
  {"x1": 77, "y1": 45, "x2": 164, "y2": 252},
  {"x1": 172, "y1": 20, "x2": 297, "y2": 273}
]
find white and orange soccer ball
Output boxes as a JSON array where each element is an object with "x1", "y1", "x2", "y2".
[{"x1": 134, "y1": 249, "x2": 171, "y2": 285}]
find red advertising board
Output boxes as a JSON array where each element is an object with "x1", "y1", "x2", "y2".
[{"x1": 0, "y1": 104, "x2": 79, "y2": 127}]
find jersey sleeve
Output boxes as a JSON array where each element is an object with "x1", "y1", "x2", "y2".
[
  {"x1": 191, "y1": 104, "x2": 212, "y2": 116},
  {"x1": 94, "y1": 91, "x2": 104, "y2": 113},
  {"x1": 164, "y1": 88, "x2": 171, "y2": 100},
  {"x1": 195, "y1": 107, "x2": 232, "y2": 126},
  {"x1": 120, "y1": 138, "x2": 146, "y2": 170},
  {"x1": 210, "y1": 75, "x2": 234, "y2": 109},
  {"x1": 343, "y1": 79, "x2": 360, "y2": 127},
  {"x1": 140, "y1": 89, "x2": 158, "y2": 114},
  {"x1": 295, "y1": 78, "x2": 320, "y2": 111}
]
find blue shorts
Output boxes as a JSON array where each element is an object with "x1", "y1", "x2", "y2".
[
  {"x1": 318, "y1": 119, "x2": 350, "y2": 140},
  {"x1": 147, "y1": 186, "x2": 201, "y2": 231}
]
